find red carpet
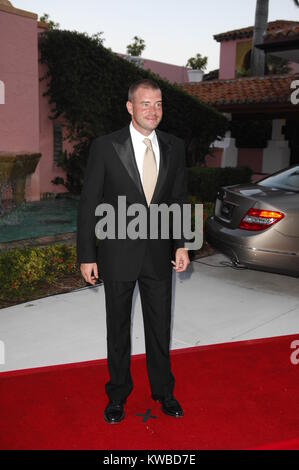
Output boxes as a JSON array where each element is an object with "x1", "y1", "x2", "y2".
[{"x1": 0, "y1": 334, "x2": 299, "y2": 450}]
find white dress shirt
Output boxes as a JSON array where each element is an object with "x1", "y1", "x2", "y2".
[{"x1": 129, "y1": 121, "x2": 160, "y2": 185}]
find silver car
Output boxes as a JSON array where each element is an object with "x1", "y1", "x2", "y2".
[{"x1": 205, "y1": 165, "x2": 299, "y2": 277}]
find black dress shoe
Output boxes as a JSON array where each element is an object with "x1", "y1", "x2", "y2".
[
  {"x1": 104, "y1": 400, "x2": 125, "y2": 424},
  {"x1": 152, "y1": 395, "x2": 184, "y2": 417}
]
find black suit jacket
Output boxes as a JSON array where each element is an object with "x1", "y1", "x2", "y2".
[{"x1": 76, "y1": 125, "x2": 188, "y2": 281}]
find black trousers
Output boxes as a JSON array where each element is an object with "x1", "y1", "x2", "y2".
[{"x1": 103, "y1": 243, "x2": 175, "y2": 402}]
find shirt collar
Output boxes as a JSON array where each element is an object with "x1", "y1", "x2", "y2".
[{"x1": 130, "y1": 121, "x2": 157, "y2": 144}]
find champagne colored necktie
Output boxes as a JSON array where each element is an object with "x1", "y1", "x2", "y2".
[{"x1": 142, "y1": 138, "x2": 158, "y2": 206}]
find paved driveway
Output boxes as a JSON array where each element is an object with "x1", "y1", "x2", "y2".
[{"x1": 1, "y1": 253, "x2": 299, "y2": 372}]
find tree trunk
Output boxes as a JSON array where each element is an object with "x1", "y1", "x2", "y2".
[{"x1": 250, "y1": 0, "x2": 269, "y2": 76}]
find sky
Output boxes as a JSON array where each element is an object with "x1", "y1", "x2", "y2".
[{"x1": 14, "y1": 0, "x2": 299, "y2": 72}]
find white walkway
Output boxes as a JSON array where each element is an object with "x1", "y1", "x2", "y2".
[{"x1": 1, "y1": 253, "x2": 299, "y2": 373}]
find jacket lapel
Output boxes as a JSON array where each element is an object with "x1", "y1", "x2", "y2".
[
  {"x1": 112, "y1": 126, "x2": 145, "y2": 200},
  {"x1": 151, "y1": 129, "x2": 171, "y2": 205},
  {"x1": 112, "y1": 125, "x2": 171, "y2": 204}
]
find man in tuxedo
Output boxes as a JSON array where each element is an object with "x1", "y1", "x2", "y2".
[{"x1": 77, "y1": 79, "x2": 190, "y2": 423}]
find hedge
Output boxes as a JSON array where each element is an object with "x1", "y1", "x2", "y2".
[
  {"x1": 188, "y1": 166, "x2": 253, "y2": 202},
  {"x1": 38, "y1": 30, "x2": 228, "y2": 193},
  {"x1": 230, "y1": 119, "x2": 272, "y2": 149}
]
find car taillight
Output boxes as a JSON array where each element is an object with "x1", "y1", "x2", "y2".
[{"x1": 239, "y1": 208, "x2": 284, "y2": 231}]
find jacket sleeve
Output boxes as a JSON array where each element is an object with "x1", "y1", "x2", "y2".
[
  {"x1": 76, "y1": 138, "x2": 105, "y2": 264},
  {"x1": 169, "y1": 138, "x2": 189, "y2": 250}
]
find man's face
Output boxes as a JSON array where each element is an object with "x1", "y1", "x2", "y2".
[{"x1": 126, "y1": 87, "x2": 163, "y2": 135}]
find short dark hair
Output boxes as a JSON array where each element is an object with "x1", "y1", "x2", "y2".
[{"x1": 128, "y1": 79, "x2": 161, "y2": 101}]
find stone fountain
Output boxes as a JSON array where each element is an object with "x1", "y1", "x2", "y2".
[
  {"x1": 0, "y1": 152, "x2": 41, "y2": 214},
  {"x1": 0, "y1": 0, "x2": 42, "y2": 215}
]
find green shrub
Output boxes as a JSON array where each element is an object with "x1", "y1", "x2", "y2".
[
  {"x1": 188, "y1": 166, "x2": 252, "y2": 202},
  {"x1": 0, "y1": 244, "x2": 77, "y2": 301}
]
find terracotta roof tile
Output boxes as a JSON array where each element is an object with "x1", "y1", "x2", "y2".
[
  {"x1": 265, "y1": 24, "x2": 299, "y2": 40},
  {"x1": 214, "y1": 20, "x2": 299, "y2": 42},
  {"x1": 181, "y1": 74, "x2": 299, "y2": 108}
]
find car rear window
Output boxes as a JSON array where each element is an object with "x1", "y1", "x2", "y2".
[{"x1": 258, "y1": 166, "x2": 299, "y2": 192}]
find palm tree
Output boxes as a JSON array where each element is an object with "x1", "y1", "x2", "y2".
[
  {"x1": 250, "y1": 0, "x2": 299, "y2": 76},
  {"x1": 250, "y1": 0, "x2": 269, "y2": 76}
]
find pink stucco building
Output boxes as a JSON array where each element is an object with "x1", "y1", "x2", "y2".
[
  {"x1": 1, "y1": 1, "x2": 299, "y2": 204},
  {"x1": 117, "y1": 53, "x2": 190, "y2": 84},
  {"x1": 215, "y1": 20, "x2": 299, "y2": 80},
  {"x1": 0, "y1": 0, "x2": 70, "y2": 203},
  {"x1": 183, "y1": 20, "x2": 299, "y2": 177},
  {"x1": 0, "y1": 0, "x2": 191, "y2": 204}
]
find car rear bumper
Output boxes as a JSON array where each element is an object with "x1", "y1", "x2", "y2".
[{"x1": 206, "y1": 216, "x2": 299, "y2": 276}]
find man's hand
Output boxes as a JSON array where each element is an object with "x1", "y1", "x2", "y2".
[
  {"x1": 80, "y1": 262, "x2": 99, "y2": 285},
  {"x1": 171, "y1": 248, "x2": 190, "y2": 273}
]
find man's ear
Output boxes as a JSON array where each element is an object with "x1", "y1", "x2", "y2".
[{"x1": 126, "y1": 100, "x2": 133, "y2": 116}]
